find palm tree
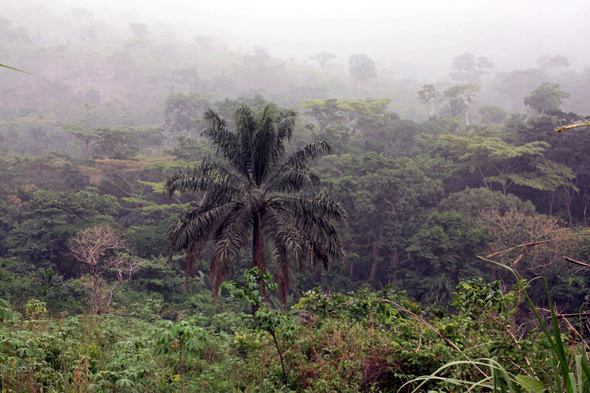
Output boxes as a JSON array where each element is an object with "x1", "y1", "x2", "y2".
[{"x1": 166, "y1": 102, "x2": 347, "y2": 303}]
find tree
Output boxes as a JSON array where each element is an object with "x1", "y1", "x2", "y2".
[
  {"x1": 194, "y1": 35, "x2": 215, "y2": 51},
  {"x1": 299, "y1": 98, "x2": 391, "y2": 132},
  {"x1": 493, "y1": 69, "x2": 545, "y2": 111},
  {"x1": 310, "y1": 52, "x2": 336, "y2": 70},
  {"x1": 171, "y1": 67, "x2": 200, "y2": 91},
  {"x1": 129, "y1": 23, "x2": 149, "y2": 39},
  {"x1": 438, "y1": 187, "x2": 536, "y2": 219},
  {"x1": 164, "y1": 93, "x2": 210, "y2": 144},
  {"x1": 63, "y1": 124, "x2": 99, "y2": 158},
  {"x1": 7, "y1": 188, "x2": 119, "y2": 275},
  {"x1": 417, "y1": 85, "x2": 444, "y2": 117},
  {"x1": 478, "y1": 105, "x2": 507, "y2": 127},
  {"x1": 71, "y1": 7, "x2": 93, "y2": 43},
  {"x1": 524, "y1": 83, "x2": 570, "y2": 115},
  {"x1": 92, "y1": 128, "x2": 140, "y2": 160},
  {"x1": 537, "y1": 54, "x2": 570, "y2": 72},
  {"x1": 353, "y1": 167, "x2": 443, "y2": 283},
  {"x1": 444, "y1": 84, "x2": 481, "y2": 126},
  {"x1": 450, "y1": 53, "x2": 493, "y2": 84},
  {"x1": 68, "y1": 224, "x2": 143, "y2": 314},
  {"x1": 166, "y1": 103, "x2": 347, "y2": 303},
  {"x1": 348, "y1": 53, "x2": 378, "y2": 95},
  {"x1": 440, "y1": 135, "x2": 576, "y2": 196},
  {"x1": 246, "y1": 46, "x2": 271, "y2": 67},
  {"x1": 106, "y1": 51, "x2": 135, "y2": 80},
  {"x1": 406, "y1": 211, "x2": 492, "y2": 301}
]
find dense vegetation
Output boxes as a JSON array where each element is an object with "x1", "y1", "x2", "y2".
[{"x1": 2, "y1": 5, "x2": 590, "y2": 392}]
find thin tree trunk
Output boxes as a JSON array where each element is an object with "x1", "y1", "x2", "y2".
[
  {"x1": 548, "y1": 190, "x2": 556, "y2": 216},
  {"x1": 93, "y1": 274, "x2": 101, "y2": 315},
  {"x1": 563, "y1": 185, "x2": 574, "y2": 227},
  {"x1": 391, "y1": 250, "x2": 399, "y2": 286},
  {"x1": 271, "y1": 330, "x2": 288, "y2": 386},
  {"x1": 179, "y1": 345, "x2": 185, "y2": 393},
  {"x1": 369, "y1": 225, "x2": 383, "y2": 283}
]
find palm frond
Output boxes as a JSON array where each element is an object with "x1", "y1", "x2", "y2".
[
  {"x1": 203, "y1": 109, "x2": 248, "y2": 176},
  {"x1": 209, "y1": 204, "x2": 252, "y2": 297},
  {"x1": 168, "y1": 201, "x2": 237, "y2": 255},
  {"x1": 275, "y1": 109, "x2": 297, "y2": 144},
  {"x1": 183, "y1": 238, "x2": 208, "y2": 291},
  {"x1": 259, "y1": 108, "x2": 297, "y2": 185},
  {"x1": 262, "y1": 207, "x2": 305, "y2": 262},
  {"x1": 270, "y1": 193, "x2": 346, "y2": 269},
  {"x1": 284, "y1": 141, "x2": 332, "y2": 169},
  {"x1": 277, "y1": 192, "x2": 349, "y2": 224},
  {"x1": 263, "y1": 206, "x2": 310, "y2": 305},
  {"x1": 0, "y1": 63, "x2": 42, "y2": 78},
  {"x1": 264, "y1": 167, "x2": 321, "y2": 194},
  {"x1": 267, "y1": 238, "x2": 291, "y2": 305},
  {"x1": 166, "y1": 173, "x2": 221, "y2": 196}
]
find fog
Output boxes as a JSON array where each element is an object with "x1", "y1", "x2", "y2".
[{"x1": 4, "y1": 0, "x2": 590, "y2": 79}]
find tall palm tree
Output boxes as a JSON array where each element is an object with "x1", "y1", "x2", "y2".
[{"x1": 166, "y1": 102, "x2": 347, "y2": 303}]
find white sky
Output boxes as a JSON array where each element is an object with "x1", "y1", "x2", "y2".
[{"x1": 6, "y1": 0, "x2": 590, "y2": 79}]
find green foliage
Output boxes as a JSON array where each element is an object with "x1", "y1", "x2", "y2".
[
  {"x1": 453, "y1": 278, "x2": 520, "y2": 323},
  {"x1": 418, "y1": 84, "x2": 444, "y2": 117},
  {"x1": 524, "y1": 82, "x2": 570, "y2": 115},
  {"x1": 92, "y1": 127, "x2": 140, "y2": 160},
  {"x1": 154, "y1": 318, "x2": 209, "y2": 358},
  {"x1": 309, "y1": 52, "x2": 336, "y2": 69},
  {"x1": 164, "y1": 92, "x2": 210, "y2": 137},
  {"x1": 224, "y1": 268, "x2": 299, "y2": 386},
  {"x1": 411, "y1": 265, "x2": 590, "y2": 393},
  {"x1": 405, "y1": 211, "x2": 494, "y2": 302},
  {"x1": 348, "y1": 53, "x2": 378, "y2": 82},
  {"x1": 438, "y1": 187, "x2": 536, "y2": 218},
  {"x1": 440, "y1": 134, "x2": 575, "y2": 195},
  {"x1": 299, "y1": 98, "x2": 391, "y2": 132},
  {"x1": 154, "y1": 317, "x2": 210, "y2": 392},
  {"x1": 443, "y1": 84, "x2": 481, "y2": 125},
  {"x1": 450, "y1": 53, "x2": 494, "y2": 84},
  {"x1": 0, "y1": 298, "x2": 13, "y2": 322},
  {"x1": 165, "y1": 135, "x2": 213, "y2": 161},
  {"x1": 222, "y1": 267, "x2": 278, "y2": 307},
  {"x1": 6, "y1": 187, "x2": 118, "y2": 274},
  {"x1": 294, "y1": 286, "x2": 421, "y2": 325},
  {"x1": 4, "y1": 14, "x2": 590, "y2": 390},
  {"x1": 478, "y1": 105, "x2": 508, "y2": 126}
]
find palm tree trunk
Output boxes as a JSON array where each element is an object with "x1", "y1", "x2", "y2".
[
  {"x1": 252, "y1": 213, "x2": 265, "y2": 272},
  {"x1": 252, "y1": 213, "x2": 265, "y2": 313}
]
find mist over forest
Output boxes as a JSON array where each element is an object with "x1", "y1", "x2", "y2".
[{"x1": 2, "y1": 1, "x2": 590, "y2": 391}]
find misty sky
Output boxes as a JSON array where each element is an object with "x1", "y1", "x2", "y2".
[{"x1": 5, "y1": 0, "x2": 590, "y2": 80}]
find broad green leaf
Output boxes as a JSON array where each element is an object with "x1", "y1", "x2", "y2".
[{"x1": 515, "y1": 375, "x2": 544, "y2": 393}]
